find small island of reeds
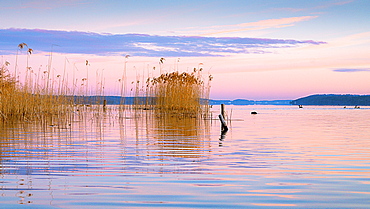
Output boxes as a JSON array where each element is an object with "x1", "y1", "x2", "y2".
[{"x1": 147, "y1": 69, "x2": 212, "y2": 118}]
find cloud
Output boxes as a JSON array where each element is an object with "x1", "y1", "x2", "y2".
[
  {"x1": 315, "y1": 0, "x2": 354, "y2": 9},
  {"x1": 0, "y1": 28, "x2": 325, "y2": 57},
  {"x1": 238, "y1": 16, "x2": 317, "y2": 28},
  {"x1": 273, "y1": 1, "x2": 354, "y2": 13},
  {"x1": 333, "y1": 68, "x2": 370, "y2": 72},
  {"x1": 183, "y1": 16, "x2": 318, "y2": 36}
]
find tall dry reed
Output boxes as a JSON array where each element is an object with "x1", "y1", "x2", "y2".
[
  {"x1": 0, "y1": 63, "x2": 72, "y2": 123},
  {"x1": 146, "y1": 68, "x2": 211, "y2": 117}
]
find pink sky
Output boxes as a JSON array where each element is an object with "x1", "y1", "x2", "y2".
[{"x1": 1, "y1": 0, "x2": 369, "y2": 100}]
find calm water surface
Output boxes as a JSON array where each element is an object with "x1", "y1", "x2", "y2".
[{"x1": 1, "y1": 105, "x2": 370, "y2": 208}]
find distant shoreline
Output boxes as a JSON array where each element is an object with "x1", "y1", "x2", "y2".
[
  {"x1": 290, "y1": 94, "x2": 370, "y2": 106},
  {"x1": 68, "y1": 94, "x2": 370, "y2": 106},
  {"x1": 66, "y1": 96, "x2": 292, "y2": 106}
]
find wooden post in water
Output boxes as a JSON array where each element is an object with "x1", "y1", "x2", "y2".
[
  {"x1": 219, "y1": 114, "x2": 228, "y2": 132},
  {"x1": 219, "y1": 104, "x2": 228, "y2": 132},
  {"x1": 221, "y1": 103, "x2": 225, "y2": 118},
  {"x1": 103, "y1": 99, "x2": 107, "y2": 111}
]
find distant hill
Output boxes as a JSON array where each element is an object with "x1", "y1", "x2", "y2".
[
  {"x1": 209, "y1": 99, "x2": 291, "y2": 105},
  {"x1": 66, "y1": 96, "x2": 155, "y2": 105},
  {"x1": 66, "y1": 95, "x2": 370, "y2": 106},
  {"x1": 67, "y1": 96, "x2": 292, "y2": 106},
  {"x1": 291, "y1": 94, "x2": 370, "y2": 106}
]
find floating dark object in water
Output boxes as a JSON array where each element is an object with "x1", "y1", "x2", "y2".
[
  {"x1": 298, "y1": 105, "x2": 303, "y2": 108},
  {"x1": 251, "y1": 111, "x2": 257, "y2": 114},
  {"x1": 355, "y1": 106, "x2": 360, "y2": 109}
]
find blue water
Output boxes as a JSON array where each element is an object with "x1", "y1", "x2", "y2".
[{"x1": 1, "y1": 105, "x2": 370, "y2": 208}]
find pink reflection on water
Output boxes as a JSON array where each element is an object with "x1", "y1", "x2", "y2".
[{"x1": 1, "y1": 105, "x2": 370, "y2": 208}]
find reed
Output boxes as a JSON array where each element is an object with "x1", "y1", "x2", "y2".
[
  {"x1": 147, "y1": 68, "x2": 211, "y2": 117},
  {"x1": 0, "y1": 62, "x2": 72, "y2": 123},
  {"x1": 3, "y1": 42, "x2": 213, "y2": 124}
]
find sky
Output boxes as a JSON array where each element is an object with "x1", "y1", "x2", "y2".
[{"x1": 0, "y1": 0, "x2": 369, "y2": 100}]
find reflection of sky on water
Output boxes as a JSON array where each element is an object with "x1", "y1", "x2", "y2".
[
  {"x1": 1, "y1": 106, "x2": 370, "y2": 208},
  {"x1": 0, "y1": 108, "x2": 213, "y2": 177}
]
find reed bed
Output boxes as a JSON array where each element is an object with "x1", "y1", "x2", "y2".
[
  {"x1": 146, "y1": 69, "x2": 211, "y2": 118},
  {"x1": 0, "y1": 64, "x2": 73, "y2": 123},
  {"x1": 1, "y1": 42, "x2": 212, "y2": 127}
]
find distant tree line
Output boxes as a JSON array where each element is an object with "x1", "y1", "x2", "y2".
[{"x1": 291, "y1": 94, "x2": 370, "y2": 106}]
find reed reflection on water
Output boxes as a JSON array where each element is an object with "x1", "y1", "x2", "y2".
[{"x1": 1, "y1": 105, "x2": 370, "y2": 208}]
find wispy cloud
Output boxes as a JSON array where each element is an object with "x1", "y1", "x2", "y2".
[
  {"x1": 0, "y1": 28, "x2": 325, "y2": 57},
  {"x1": 182, "y1": 16, "x2": 318, "y2": 36},
  {"x1": 237, "y1": 16, "x2": 317, "y2": 28},
  {"x1": 333, "y1": 68, "x2": 370, "y2": 72},
  {"x1": 315, "y1": 0, "x2": 354, "y2": 9},
  {"x1": 274, "y1": 0, "x2": 354, "y2": 13}
]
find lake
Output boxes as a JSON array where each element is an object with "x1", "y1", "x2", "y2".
[{"x1": 1, "y1": 105, "x2": 370, "y2": 208}]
